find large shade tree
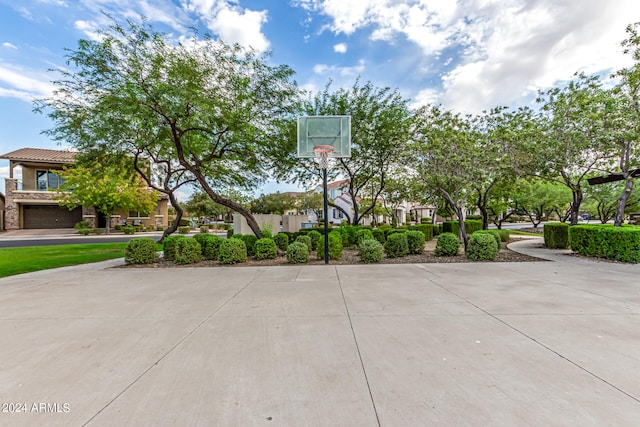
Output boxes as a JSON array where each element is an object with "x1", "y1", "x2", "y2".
[
  {"x1": 36, "y1": 18, "x2": 300, "y2": 238},
  {"x1": 289, "y1": 80, "x2": 412, "y2": 225}
]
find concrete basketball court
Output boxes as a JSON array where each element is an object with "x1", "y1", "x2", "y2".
[{"x1": 1, "y1": 238, "x2": 639, "y2": 426}]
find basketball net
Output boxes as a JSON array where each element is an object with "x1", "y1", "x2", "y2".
[{"x1": 313, "y1": 145, "x2": 334, "y2": 170}]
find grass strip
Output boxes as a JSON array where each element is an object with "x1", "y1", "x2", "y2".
[{"x1": 0, "y1": 243, "x2": 129, "y2": 278}]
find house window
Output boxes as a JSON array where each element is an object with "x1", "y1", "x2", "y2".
[
  {"x1": 330, "y1": 189, "x2": 337, "y2": 199},
  {"x1": 36, "y1": 170, "x2": 64, "y2": 190},
  {"x1": 128, "y1": 211, "x2": 150, "y2": 218}
]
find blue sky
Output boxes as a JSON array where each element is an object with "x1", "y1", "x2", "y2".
[{"x1": 1, "y1": 0, "x2": 639, "y2": 200}]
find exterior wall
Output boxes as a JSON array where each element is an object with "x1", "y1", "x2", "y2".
[
  {"x1": 233, "y1": 214, "x2": 282, "y2": 236},
  {"x1": 281, "y1": 215, "x2": 309, "y2": 232}
]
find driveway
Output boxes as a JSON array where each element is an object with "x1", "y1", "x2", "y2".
[{"x1": 1, "y1": 243, "x2": 639, "y2": 426}]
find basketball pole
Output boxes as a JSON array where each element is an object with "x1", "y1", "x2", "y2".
[{"x1": 322, "y1": 166, "x2": 329, "y2": 265}]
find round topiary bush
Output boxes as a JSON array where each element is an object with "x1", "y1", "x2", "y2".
[
  {"x1": 197, "y1": 234, "x2": 223, "y2": 260},
  {"x1": 125, "y1": 238, "x2": 157, "y2": 265},
  {"x1": 317, "y1": 232, "x2": 343, "y2": 260},
  {"x1": 218, "y1": 238, "x2": 248, "y2": 264},
  {"x1": 255, "y1": 238, "x2": 278, "y2": 260},
  {"x1": 287, "y1": 241, "x2": 309, "y2": 264},
  {"x1": 358, "y1": 238, "x2": 384, "y2": 263},
  {"x1": 174, "y1": 238, "x2": 202, "y2": 264},
  {"x1": 384, "y1": 232, "x2": 409, "y2": 258},
  {"x1": 406, "y1": 230, "x2": 426, "y2": 254},
  {"x1": 274, "y1": 232, "x2": 289, "y2": 251},
  {"x1": 473, "y1": 230, "x2": 502, "y2": 248},
  {"x1": 238, "y1": 234, "x2": 258, "y2": 257},
  {"x1": 178, "y1": 225, "x2": 191, "y2": 234},
  {"x1": 162, "y1": 235, "x2": 186, "y2": 261},
  {"x1": 295, "y1": 235, "x2": 312, "y2": 252},
  {"x1": 356, "y1": 229, "x2": 374, "y2": 245},
  {"x1": 434, "y1": 232, "x2": 460, "y2": 257},
  {"x1": 307, "y1": 230, "x2": 321, "y2": 251},
  {"x1": 466, "y1": 232, "x2": 499, "y2": 261}
]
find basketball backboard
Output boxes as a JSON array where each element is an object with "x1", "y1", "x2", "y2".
[{"x1": 297, "y1": 116, "x2": 351, "y2": 158}]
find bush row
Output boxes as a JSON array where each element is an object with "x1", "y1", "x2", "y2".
[{"x1": 569, "y1": 224, "x2": 640, "y2": 263}]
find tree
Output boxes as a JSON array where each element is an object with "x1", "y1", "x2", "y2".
[
  {"x1": 511, "y1": 179, "x2": 572, "y2": 228},
  {"x1": 251, "y1": 192, "x2": 297, "y2": 214},
  {"x1": 515, "y1": 74, "x2": 613, "y2": 225},
  {"x1": 297, "y1": 191, "x2": 324, "y2": 219},
  {"x1": 291, "y1": 80, "x2": 412, "y2": 225},
  {"x1": 611, "y1": 22, "x2": 640, "y2": 226},
  {"x1": 36, "y1": 18, "x2": 300, "y2": 239},
  {"x1": 583, "y1": 182, "x2": 624, "y2": 223},
  {"x1": 410, "y1": 105, "x2": 482, "y2": 249},
  {"x1": 56, "y1": 163, "x2": 158, "y2": 234},
  {"x1": 184, "y1": 191, "x2": 225, "y2": 219}
]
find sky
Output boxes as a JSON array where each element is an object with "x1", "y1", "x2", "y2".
[{"x1": 0, "y1": 0, "x2": 639, "y2": 200}]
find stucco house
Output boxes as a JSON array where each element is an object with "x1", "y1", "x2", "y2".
[{"x1": 0, "y1": 148, "x2": 168, "y2": 230}]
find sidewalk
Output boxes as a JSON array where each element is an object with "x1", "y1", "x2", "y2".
[{"x1": 1, "y1": 249, "x2": 639, "y2": 426}]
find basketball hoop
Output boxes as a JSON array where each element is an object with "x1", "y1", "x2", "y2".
[{"x1": 313, "y1": 145, "x2": 334, "y2": 170}]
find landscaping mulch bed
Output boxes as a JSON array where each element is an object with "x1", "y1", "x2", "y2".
[{"x1": 123, "y1": 238, "x2": 545, "y2": 269}]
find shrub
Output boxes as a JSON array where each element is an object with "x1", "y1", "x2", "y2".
[
  {"x1": 161, "y1": 235, "x2": 182, "y2": 260},
  {"x1": 125, "y1": 238, "x2": 158, "y2": 264},
  {"x1": 307, "y1": 230, "x2": 322, "y2": 251},
  {"x1": 384, "y1": 232, "x2": 409, "y2": 258},
  {"x1": 255, "y1": 238, "x2": 278, "y2": 260},
  {"x1": 341, "y1": 225, "x2": 358, "y2": 247},
  {"x1": 384, "y1": 227, "x2": 407, "y2": 239},
  {"x1": 372, "y1": 228, "x2": 386, "y2": 244},
  {"x1": 317, "y1": 232, "x2": 343, "y2": 260},
  {"x1": 295, "y1": 235, "x2": 312, "y2": 252},
  {"x1": 356, "y1": 229, "x2": 374, "y2": 245},
  {"x1": 79, "y1": 228, "x2": 102, "y2": 236},
  {"x1": 496, "y1": 229, "x2": 510, "y2": 242},
  {"x1": 443, "y1": 220, "x2": 459, "y2": 235},
  {"x1": 75, "y1": 221, "x2": 91, "y2": 229},
  {"x1": 218, "y1": 238, "x2": 248, "y2": 264},
  {"x1": 239, "y1": 234, "x2": 258, "y2": 257},
  {"x1": 569, "y1": 225, "x2": 640, "y2": 263},
  {"x1": 178, "y1": 226, "x2": 190, "y2": 234},
  {"x1": 156, "y1": 226, "x2": 164, "y2": 231},
  {"x1": 261, "y1": 226, "x2": 273, "y2": 239},
  {"x1": 274, "y1": 232, "x2": 290, "y2": 251},
  {"x1": 413, "y1": 224, "x2": 434, "y2": 241},
  {"x1": 123, "y1": 225, "x2": 136, "y2": 235},
  {"x1": 200, "y1": 235, "x2": 223, "y2": 260},
  {"x1": 358, "y1": 239, "x2": 384, "y2": 263},
  {"x1": 287, "y1": 241, "x2": 309, "y2": 264},
  {"x1": 465, "y1": 220, "x2": 483, "y2": 235},
  {"x1": 227, "y1": 229, "x2": 234, "y2": 238},
  {"x1": 420, "y1": 217, "x2": 432, "y2": 224},
  {"x1": 474, "y1": 230, "x2": 502, "y2": 248},
  {"x1": 466, "y1": 232, "x2": 499, "y2": 261},
  {"x1": 406, "y1": 230, "x2": 426, "y2": 254},
  {"x1": 443, "y1": 220, "x2": 483, "y2": 237},
  {"x1": 114, "y1": 224, "x2": 123, "y2": 231},
  {"x1": 544, "y1": 222, "x2": 569, "y2": 249},
  {"x1": 174, "y1": 238, "x2": 202, "y2": 264},
  {"x1": 434, "y1": 232, "x2": 459, "y2": 256},
  {"x1": 199, "y1": 226, "x2": 209, "y2": 233}
]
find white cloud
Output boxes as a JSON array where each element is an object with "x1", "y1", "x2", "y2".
[
  {"x1": 183, "y1": 0, "x2": 270, "y2": 51},
  {"x1": 2, "y1": 42, "x2": 18, "y2": 50},
  {"x1": 408, "y1": 88, "x2": 440, "y2": 109},
  {"x1": 313, "y1": 59, "x2": 365, "y2": 78},
  {"x1": 296, "y1": 0, "x2": 640, "y2": 113},
  {"x1": 333, "y1": 43, "x2": 347, "y2": 53},
  {"x1": 0, "y1": 65, "x2": 56, "y2": 102},
  {"x1": 74, "y1": 20, "x2": 102, "y2": 41}
]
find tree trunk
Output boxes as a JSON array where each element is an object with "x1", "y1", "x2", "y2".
[
  {"x1": 614, "y1": 177, "x2": 634, "y2": 226},
  {"x1": 569, "y1": 187, "x2": 583, "y2": 226},
  {"x1": 160, "y1": 191, "x2": 184, "y2": 243}
]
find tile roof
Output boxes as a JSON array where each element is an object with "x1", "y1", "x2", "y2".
[{"x1": 0, "y1": 148, "x2": 77, "y2": 164}]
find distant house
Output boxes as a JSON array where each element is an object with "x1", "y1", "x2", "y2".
[{"x1": 0, "y1": 148, "x2": 168, "y2": 230}]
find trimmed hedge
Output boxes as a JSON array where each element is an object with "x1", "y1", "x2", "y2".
[
  {"x1": 162, "y1": 235, "x2": 185, "y2": 261},
  {"x1": 358, "y1": 239, "x2": 384, "y2": 263},
  {"x1": 466, "y1": 232, "x2": 499, "y2": 261},
  {"x1": 295, "y1": 235, "x2": 312, "y2": 252},
  {"x1": 287, "y1": 241, "x2": 309, "y2": 264},
  {"x1": 413, "y1": 224, "x2": 434, "y2": 241},
  {"x1": 174, "y1": 238, "x2": 202, "y2": 264},
  {"x1": 255, "y1": 238, "x2": 278, "y2": 260},
  {"x1": 125, "y1": 238, "x2": 158, "y2": 265},
  {"x1": 384, "y1": 232, "x2": 409, "y2": 258},
  {"x1": 218, "y1": 238, "x2": 248, "y2": 264},
  {"x1": 544, "y1": 222, "x2": 569, "y2": 249},
  {"x1": 434, "y1": 232, "x2": 460, "y2": 256},
  {"x1": 317, "y1": 232, "x2": 343, "y2": 260},
  {"x1": 406, "y1": 230, "x2": 426, "y2": 254},
  {"x1": 442, "y1": 220, "x2": 483, "y2": 237},
  {"x1": 569, "y1": 225, "x2": 640, "y2": 263},
  {"x1": 123, "y1": 225, "x2": 136, "y2": 235},
  {"x1": 178, "y1": 226, "x2": 191, "y2": 234},
  {"x1": 274, "y1": 232, "x2": 290, "y2": 251}
]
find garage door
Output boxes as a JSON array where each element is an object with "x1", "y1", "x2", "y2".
[{"x1": 23, "y1": 205, "x2": 83, "y2": 229}]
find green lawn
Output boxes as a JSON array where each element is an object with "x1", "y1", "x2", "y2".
[{"x1": 0, "y1": 243, "x2": 130, "y2": 278}]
